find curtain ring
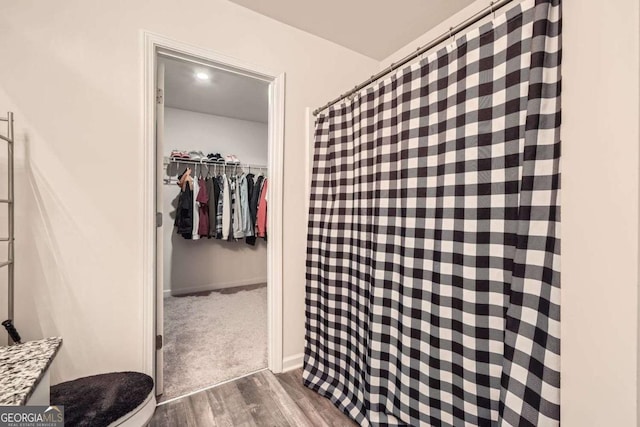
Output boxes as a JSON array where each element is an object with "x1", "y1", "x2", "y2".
[
  {"x1": 490, "y1": 1, "x2": 496, "y2": 19},
  {"x1": 348, "y1": 86, "x2": 358, "y2": 101},
  {"x1": 449, "y1": 27, "x2": 455, "y2": 43},
  {"x1": 418, "y1": 45, "x2": 427, "y2": 62}
]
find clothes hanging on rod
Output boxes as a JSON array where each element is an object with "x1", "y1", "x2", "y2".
[{"x1": 169, "y1": 158, "x2": 268, "y2": 244}]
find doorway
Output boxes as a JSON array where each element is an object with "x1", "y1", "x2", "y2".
[{"x1": 142, "y1": 33, "x2": 285, "y2": 402}]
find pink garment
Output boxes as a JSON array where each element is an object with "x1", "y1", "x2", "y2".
[
  {"x1": 197, "y1": 178, "x2": 209, "y2": 237},
  {"x1": 256, "y1": 179, "x2": 268, "y2": 238}
]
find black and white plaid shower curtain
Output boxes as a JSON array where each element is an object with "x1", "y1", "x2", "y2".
[{"x1": 304, "y1": 0, "x2": 561, "y2": 425}]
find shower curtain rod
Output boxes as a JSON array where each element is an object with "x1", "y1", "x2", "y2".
[{"x1": 313, "y1": 0, "x2": 515, "y2": 116}]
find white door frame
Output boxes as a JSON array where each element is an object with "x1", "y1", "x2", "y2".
[
  {"x1": 141, "y1": 31, "x2": 285, "y2": 393},
  {"x1": 305, "y1": 107, "x2": 314, "y2": 224}
]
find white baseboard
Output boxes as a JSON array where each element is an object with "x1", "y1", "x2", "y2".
[
  {"x1": 282, "y1": 353, "x2": 304, "y2": 372},
  {"x1": 164, "y1": 277, "x2": 267, "y2": 296}
]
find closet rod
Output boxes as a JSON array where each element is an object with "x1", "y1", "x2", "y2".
[
  {"x1": 313, "y1": 0, "x2": 515, "y2": 116},
  {"x1": 166, "y1": 158, "x2": 267, "y2": 169}
]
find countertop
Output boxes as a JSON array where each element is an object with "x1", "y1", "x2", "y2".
[{"x1": 0, "y1": 337, "x2": 62, "y2": 405}]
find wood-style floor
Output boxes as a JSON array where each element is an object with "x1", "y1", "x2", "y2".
[{"x1": 149, "y1": 368, "x2": 357, "y2": 426}]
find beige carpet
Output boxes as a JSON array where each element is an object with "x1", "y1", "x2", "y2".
[{"x1": 161, "y1": 285, "x2": 267, "y2": 402}]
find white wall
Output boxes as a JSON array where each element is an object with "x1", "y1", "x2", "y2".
[
  {"x1": 0, "y1": 0, "x2": 379, "y2": 384},
  {"x1": 165, "y1": 108, "x2": 268, "y2": 165},
  {"x1": 381, "y1": 0, "x2": 640, "y2": 425},
  {"x1": 163, "y1": 108, "x2": 268, "y2": 294},
  {"x1": 562, "y1": 1, "x2": 639, "y2": 425}
]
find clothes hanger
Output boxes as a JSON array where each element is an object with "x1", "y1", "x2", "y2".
[{"x1": 177, "y1": 166, "x2": 192, "y2": 189}]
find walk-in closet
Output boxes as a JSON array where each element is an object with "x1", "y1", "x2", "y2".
[{"x1": 157, "y1": 55, "x2": 270, "y2": 402}]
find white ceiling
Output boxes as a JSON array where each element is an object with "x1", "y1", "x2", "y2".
[
  {"x1": 228, "y1": 0, "x2": 476, "y2": 60},
  {"x1": 161, "y1": 56, "x2": 269, "y2": 123}
]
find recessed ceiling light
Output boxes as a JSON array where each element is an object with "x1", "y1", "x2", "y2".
[{"x1": 195, "y1": 72, "x2": 210, "y2": 81}]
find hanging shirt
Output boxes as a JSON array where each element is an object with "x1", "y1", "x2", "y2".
[
  {"x1": 256, "y1": 178, "x2": 268, "y2": 238},
  {"x1": 197, "y1": 177, "x2": 209, "y2": 237},
  {"x1": 192, "y1": 176, "x2": 200, "y2": 240},
  {"x1": 206, "y1": 177, "x2": 218, "y2": 238},
  {"x1": 245, "y1": 174, "x2": 256, "y2": 245},
  {"x1": 230, "y1": 176, "x2": 244, "y2": 239},
  {"x1": 235, "y1": 174, "x2": 249, "y2": 239},
  {"x1": 216, "y1": 175, "x2": 225, "y2": 239},
  {"x1": 246, "y1": 174, "x2": 263, "y2": 246},
  {"x1": 174, "y1": 179, "x2": 193, "y2": 239},
  {"x1": 250, "y1": 175, "x2": 263, "y2": 226},
  {"x1": 240, "y1": 174, "x2": 253, "y2": 238},
  {"x1": 221, "y1": 174, "x2": 231, "y2": 240}
]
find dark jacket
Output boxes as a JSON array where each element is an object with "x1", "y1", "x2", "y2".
[{"x1": 175, "y1": 183, "x2": 193, "y2": 239}]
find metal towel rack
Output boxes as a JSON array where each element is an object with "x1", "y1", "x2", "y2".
[{"x1": 0, "y1": 112, "x2": 15, "y2": 345}]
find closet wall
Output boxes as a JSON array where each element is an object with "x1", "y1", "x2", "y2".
[{"x1": 163, "y1": 107, "x2": 268, "y2": 295}]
